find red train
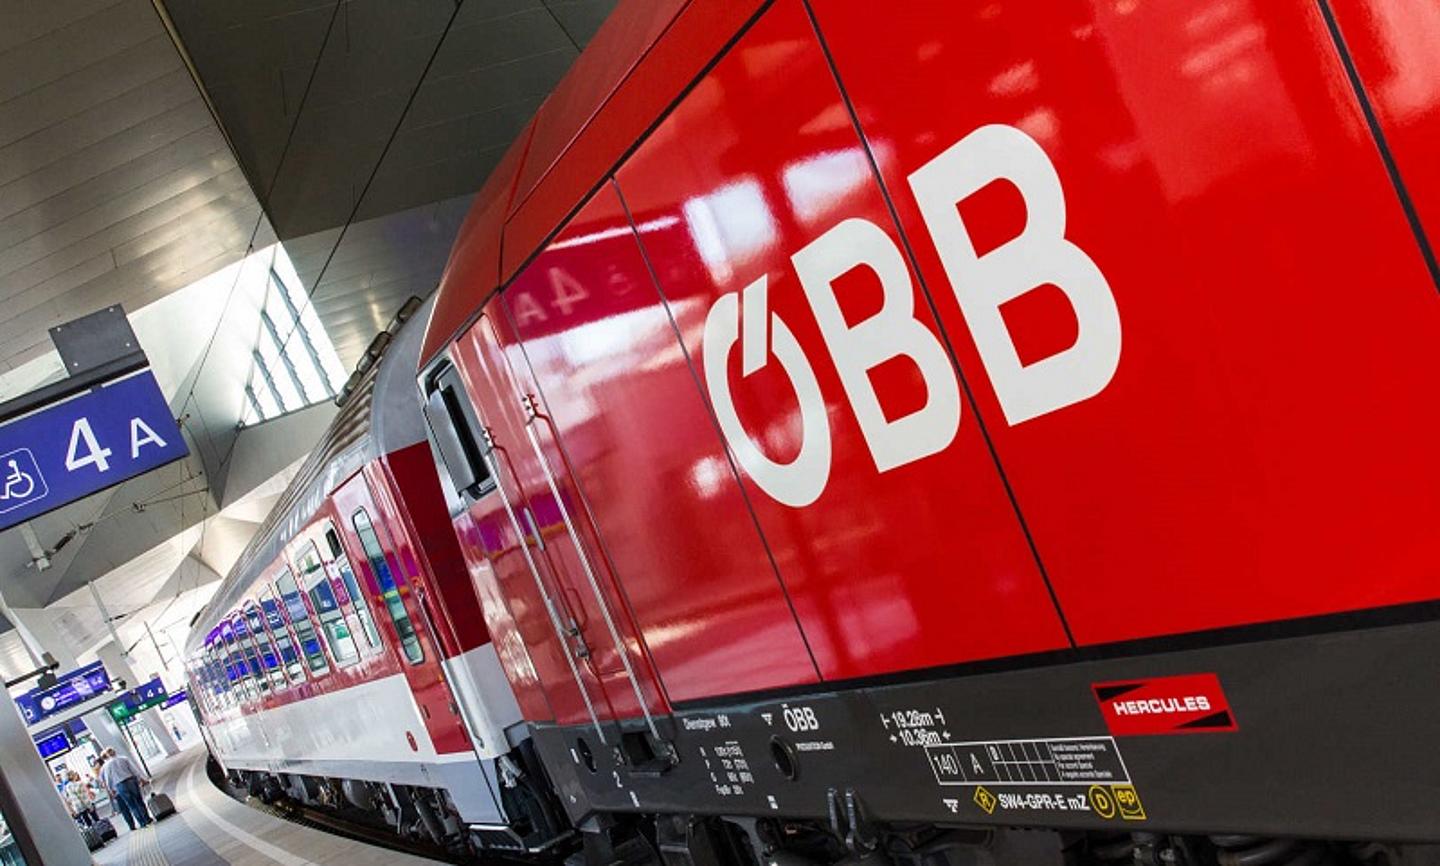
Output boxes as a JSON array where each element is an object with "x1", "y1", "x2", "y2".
[
  {"x1": 192, "y1": 1, "x2": 1440, "y2": 864},
  {"x1": 184, "y1": 299, "x2": 569, "y2": 854}
]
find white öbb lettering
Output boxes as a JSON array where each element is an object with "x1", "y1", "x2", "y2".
[
  {"x1": 783, "y1": 706, "x2": 820, "y2": 733},
  {"x1": 702, "y1": 124, "x2": 1121, "y2": 507}
]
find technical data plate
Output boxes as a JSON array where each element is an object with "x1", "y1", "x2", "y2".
[{"x1": 529, "y1": 615, "x2": 1440, "y2": 843}]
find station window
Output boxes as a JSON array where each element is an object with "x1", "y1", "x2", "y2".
[
  {"x1": 259, "y1": 591, "x2": 305, "y2": 683},
  {"x1": 238, "y1": 249, "x2": 347, "y2": 426},
  {"x1": 422, "y1": 364, "x2": 494, "y2": 500},
  {"x1": 275, "y1": 569, "x2": 331, "y2": 674},
  {"x1": 296, "y1": 542, "x2": 359, "y2": 666},
  {"x1": 325, "y1": 526, "x2": 382, "y2": 651},
  {"x1": 351, "y1": 508, "x2": 424, "y2": 665}
]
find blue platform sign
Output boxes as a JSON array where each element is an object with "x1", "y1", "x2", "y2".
[
  {"x1": 14, "y1": 661, "x2": 111, "y2": 725},
  {"x1": 134, "y1": 677, "x2": 166, "y2": 705},
  {"x1": 33, "y1": 728, "x2": 72, "y2": 759},
  {"x1": 0, "y1": 371, "x2": 186, "y2": 530}
]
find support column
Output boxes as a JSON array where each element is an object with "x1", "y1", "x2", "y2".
[
  {"x1": 0, "y1": 676, "x2": 92, "y2": 866},
  {"x1": 0, "y1": 589, "x2": 46, "y2": 670},
  {"x1": 94, "y1": 642, "x2": 180, "y2": 758}
]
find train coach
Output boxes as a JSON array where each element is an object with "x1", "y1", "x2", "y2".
[
  {"x1": 182, "y1": 297, "x2": 570, "y2": 857},
  {"x1": 410, "y1": 0, "x2": 1440, "y2": 865}
]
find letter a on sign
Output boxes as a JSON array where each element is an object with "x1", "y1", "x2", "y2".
[{"x1": 130, "y1": 418, "x2": 167, "y2": 458}]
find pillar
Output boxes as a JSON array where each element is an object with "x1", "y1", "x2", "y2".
[{"x1": 0, "y1": 679, "x2": 92, "y2": 866}]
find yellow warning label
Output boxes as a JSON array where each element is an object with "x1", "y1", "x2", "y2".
[
  {"x1": 1088, "y1": 784, "x2": 1117, "y2": 819},
  {"x1": 973, "y1": 786, "x2": 997, "y2": 815},
  {"x1": 1112, "y1": 784, "x2": 1146, "y2": 821}
]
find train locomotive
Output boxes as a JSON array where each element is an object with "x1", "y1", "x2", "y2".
[
  {"x1": 194, "y1": 0, "x2": 1440, "y2": 864},
  {"x1": 412, "y1": 0, "x2": 1440, "y2": 864},
  {"x1": 183, "y1": 297, "x2": 570, "y2": 856}
]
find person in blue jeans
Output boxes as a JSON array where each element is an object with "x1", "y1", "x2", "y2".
[{"x1": 97, "y1": 750, "x2": 151, "y2": 830}]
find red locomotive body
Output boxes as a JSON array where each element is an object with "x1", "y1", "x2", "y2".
[{"x1": 409, "y1": 0, "x2": 1440, "y2": 861}]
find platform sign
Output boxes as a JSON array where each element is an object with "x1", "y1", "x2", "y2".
[
  {"x1": 13, "y1": 661, "x2": 111, "y2": 725},
  {"x1": 106, "y1": 678, "x2": 167, "y2": 724},
  {"x1": 159, "y1": 690, "x2": 187, "y2": 710},
  {"x1": 0, "y1": 371, "x2": 187, "y2": 531}
]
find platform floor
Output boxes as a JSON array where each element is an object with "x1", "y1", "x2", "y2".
[{"x1": 90, "y1": 747, "x2": 445, "y2": 866}]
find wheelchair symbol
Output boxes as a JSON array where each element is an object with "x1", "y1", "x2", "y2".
[{"x1": 0, "y1": 448, "x2": 47, "y2": 514}]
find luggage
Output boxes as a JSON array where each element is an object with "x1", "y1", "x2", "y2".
[
  {"x1": 147, "y1": 791, "x2": 176, "y2": 820},
  {"x1": 79, "y1": 823, "x2": 104, "y2": 851},
  {"x1": 93, "y1": 817, "x2": 117, "y2": 841}
]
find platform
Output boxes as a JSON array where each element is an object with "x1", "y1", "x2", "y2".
[{"x1": 90, "y1": 747, "x2": 444, "y2": 866}]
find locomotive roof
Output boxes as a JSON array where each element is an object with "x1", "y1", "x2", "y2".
[
  {"x1": 420, "y1": 0, "x2": 721, "y2": 367},
  {"x1": 187, "y1": 294, "x2": 433, "y2": 650}
]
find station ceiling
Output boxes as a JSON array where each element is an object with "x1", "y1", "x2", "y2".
[
  {"x1": 0, "y1": 0, "x2": 615, "y2": 676},
  {"x1": 163, "y1": 0, "x2": 613, "y2": 366}
]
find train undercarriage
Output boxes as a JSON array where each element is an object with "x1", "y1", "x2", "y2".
[
  {"x1": 213, "y1": 741, "x2": 572, "y2": 861},
  {"x1": 528, "y1": 613, "x2": 1440, "y2": 866},
  {"x1": 572, "y1": 813, "x2": 1440, "y2": 866}
]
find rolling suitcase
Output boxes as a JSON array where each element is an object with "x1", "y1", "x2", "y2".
[
  {"x1": 147, "y1": 791, "x2": 176, "y2": 820},
  {"x1": 93, "y1": 817, "x2": 117, "y2": 841},
  {"x1": 79, "y1": 822, "x2": 104, "y2": 851}
]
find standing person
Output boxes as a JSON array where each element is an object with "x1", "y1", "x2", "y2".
[
  {"x1": 64, "y1": 771, "x2": 99, "y2": 826},
  {"x1": 93, "y1": 755, "x2": 132, "y2": 830},
  {"x1": 62, "y1": 771, "x2": 92, "y2": 827},
  {"x1": 98, "y1": 749, "x2": 152, "y2": 830}
]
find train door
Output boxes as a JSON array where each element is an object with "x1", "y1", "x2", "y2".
[
  {"x1": 495, "y1": 181, "x2": 820, "y2": 704},
  {"x1": 329, "y1": 474, "x2": 471, "y2": 755},
  {"x1": 434, "y1": 314, "x2": 671, "y2": 763},
  {"x1": 425, "y1": 350, "x2": 602, "y2": 736}
]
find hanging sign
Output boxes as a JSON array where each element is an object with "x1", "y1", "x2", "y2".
[
  {"x1": 106, "y1": 678, "x2": 168, "y2": 724},
  {"x1": 0, "y1": 371, "x2": 187, "y2": 531},
  {"x1": 13, "y1": 661, "x2": 111, "y2": 725}
]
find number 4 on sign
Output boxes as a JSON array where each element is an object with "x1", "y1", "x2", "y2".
[{"x1": 65, "y1": 416, "x2": 170, "y2": 474}]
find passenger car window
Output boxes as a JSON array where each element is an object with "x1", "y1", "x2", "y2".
[
  {"x1": 275, "y1": 569, "x2": 330, "y2": 674},
  {"x1": 350, "y1": 508, "x2": 424, "y2": 664},
  {"x1": 325, "y1": 527, "x2": 382, "y2": 650},
  {"x1": 233, "y1": 614, "x2": 270, "y2": 695},
  {"x1": 204, "y1": 638, "x2": 230, "y2": 707},
  {"x1": 221, "y1": 622, "x2": 255, "y2": 701},
  {"x1": 296, "y1": 541, "x2": 360, "y2": 666},
  {"x1": 259, "y1": 591, "x2": 305, "y2": 683},
  {"x1": 245, "y1": 604, "x2": 288, "y2": 690}
]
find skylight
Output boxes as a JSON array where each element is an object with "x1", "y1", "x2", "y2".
[{"x1": 239, "y1": 248, "x2": 346, "y2": 426}]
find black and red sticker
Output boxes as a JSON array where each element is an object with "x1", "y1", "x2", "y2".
[{"x1": 1092, "y1": 673, "x2": 1237, "y2": 736}]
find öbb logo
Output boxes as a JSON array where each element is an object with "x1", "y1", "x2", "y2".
[{"x1": 702, "y1": 125, "x2": 1121, "y2": 507}]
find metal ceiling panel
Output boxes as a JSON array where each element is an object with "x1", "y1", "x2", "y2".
[
  {"x1": 0, "y1": 0, "x2": 261, "y2": 375},
  {"x1": 162, "y1": 0, "x2": 617, "y2": 367}
]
